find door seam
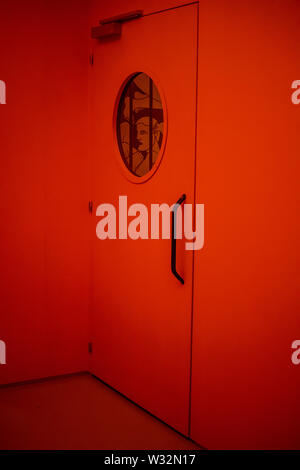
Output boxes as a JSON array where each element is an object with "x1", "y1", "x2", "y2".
[{"x1": 188, "y1": 0, "x2": 200, "y2": 439}]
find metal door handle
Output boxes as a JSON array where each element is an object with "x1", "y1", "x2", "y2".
[{"x1": 171, "y1": 194, "x2": 186, "y2": 284}]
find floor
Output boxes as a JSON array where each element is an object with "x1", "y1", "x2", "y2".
[{"x1": 0, "y1": 373, "x2": 200, "y2": 450}]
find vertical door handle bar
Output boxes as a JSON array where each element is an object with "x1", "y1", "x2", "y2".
[{"x1": 171, "y1": 194, "x2": 186, "y2": 284}]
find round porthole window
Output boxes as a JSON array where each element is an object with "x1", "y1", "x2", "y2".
[{"x1": 116, "y1": 73, "x2": 164, "y2": 178}]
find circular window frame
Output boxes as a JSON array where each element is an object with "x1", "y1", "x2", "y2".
[{"x1": 112, "y1": 71, "x2": 168, "y2": 184}]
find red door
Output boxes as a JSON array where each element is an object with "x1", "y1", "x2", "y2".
[
  {"x1": 190, "y1": 0, "x2": 300, "y2": 450},
  {"x1": 90, "y1": 4, "x2": 198, "y2": 435}
]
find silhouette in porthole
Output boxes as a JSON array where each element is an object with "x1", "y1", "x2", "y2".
[{"x1": 117, "y1": 73, "x2": 164, "y2": 177}]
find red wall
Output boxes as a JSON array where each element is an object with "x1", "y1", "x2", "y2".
[
  {"x1": 0, "y1": 0, "x2": 90, "y2": 384},
  {"x1": 192, "y1": 0, "x2": 300, "y2": 449},
  {"x1": 90, "y1": 0, "x2": 194, "y2": 20}
]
